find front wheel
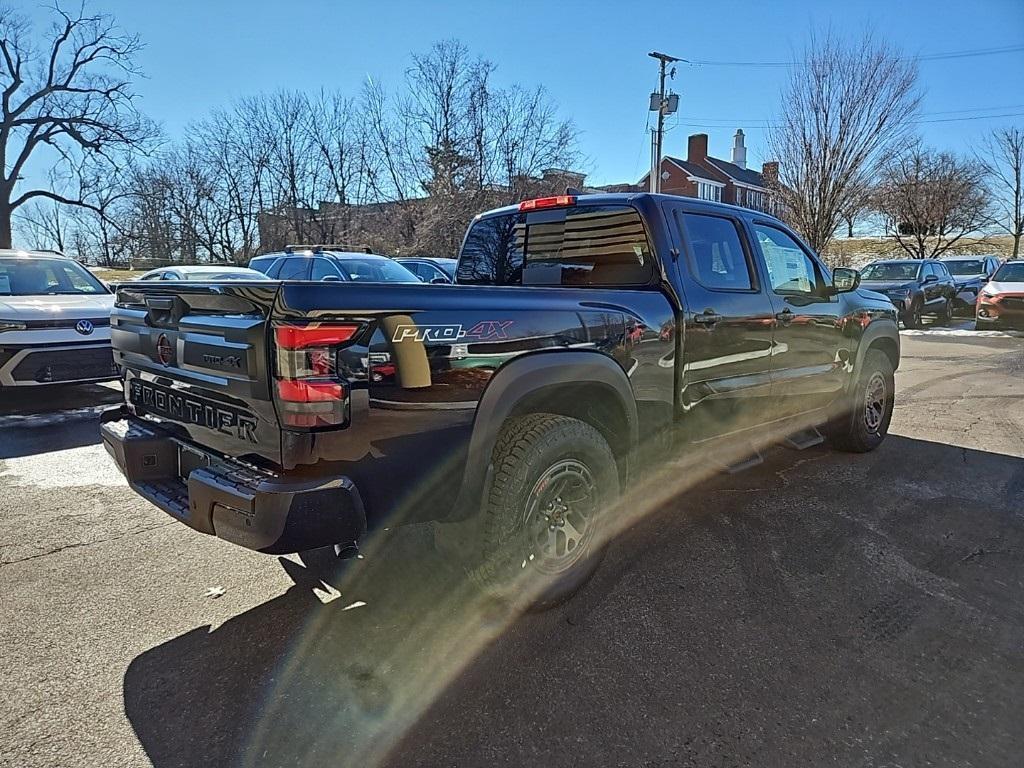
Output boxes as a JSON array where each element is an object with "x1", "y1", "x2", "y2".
[
  {"x1": 828, "y1": 350, "x2": 895, "y2": 453},
  {"x1": 902, "y1": 301, "x2": 923, "y2": 329},
  {"x1": 474, "y1": 413, "x2": 619, "y2": 610}
]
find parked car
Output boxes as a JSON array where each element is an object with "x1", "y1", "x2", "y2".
[
  {"x1": 102, "y1": 193, "x2": 899, "y2": 606},
  {"x1": 395, "y1": 257, "x2": 458, "y2": 283},
  {"x1": 976, "y1": 260, "x2": 1024, "y2": 330},
  {"x1": 859, "y1": 259, "x2": 956, "y2": 328},
  {"x1": 248, "y1": 248, "x2": 420, "y2": 283},
  {"x1": 0, "y1": 250, "x2": 118, "y2": 387},
  {"x1": 138, "y1": 265, "x2": 272, "y2": 281},
  {"x1": 940, "y1": 255, "x2": 1002, "y2": 314}
]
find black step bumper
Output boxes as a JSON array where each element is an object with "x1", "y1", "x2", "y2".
[{"x1": 100, "y1": 407, "x2": 366, "y2": 554}]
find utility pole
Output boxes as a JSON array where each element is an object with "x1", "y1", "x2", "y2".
[{"x1": 648, "y1": 51, "x2": 681, "y2": 193}]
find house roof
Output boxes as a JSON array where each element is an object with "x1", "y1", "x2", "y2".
[
  {"x1": 705, "y1": 157, "x2": 766, "y2": 188},
  {"x1": 665, "y1": 157, "x2": 721, "y2": 182}
]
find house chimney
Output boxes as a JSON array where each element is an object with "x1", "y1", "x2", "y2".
[
  {"x1": 761, "y1": 161, "x2": 779, "y2": 188},
  {"x1": 687, "y1": 133, "x2": 709, "y2": 164},
  {"x1": 731, "y1": 129, "x2": 747, "y2": 169}
]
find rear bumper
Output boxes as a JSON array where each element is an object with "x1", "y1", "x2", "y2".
[{"x1": 101, "y1": 408, "x2": 366, "y2": 554}]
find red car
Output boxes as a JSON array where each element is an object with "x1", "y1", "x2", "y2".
[{"x1": 976, "y1": 260, "x2": 1024, "y2": 330}]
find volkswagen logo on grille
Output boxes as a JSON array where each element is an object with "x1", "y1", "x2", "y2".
[
  {"x1": 156, "y1": 333, "x2": 174, "y2": 366},
  {"x1": 74, "y1": 319, "x2": 95, "y2": 335}
]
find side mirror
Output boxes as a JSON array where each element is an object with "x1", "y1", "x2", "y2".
[
  {"x1": 832, "y1": 267, "x2": 860, "y2": 294},
  {"x1": 923, "y1": 274, "x2": 938, "y2": 284}
]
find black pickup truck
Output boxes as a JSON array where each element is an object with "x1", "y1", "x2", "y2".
[{"x1": 102, "y1": 193, "x2": 900, "y2": 604}]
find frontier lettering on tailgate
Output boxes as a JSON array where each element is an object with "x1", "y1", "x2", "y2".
[{"x1": 129, "y1": 380, "x2": 258, "y2": 443}]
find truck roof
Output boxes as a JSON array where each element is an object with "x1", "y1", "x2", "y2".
[{"x1": 474, "y1": 192, "x2": 785, "y2": 225}]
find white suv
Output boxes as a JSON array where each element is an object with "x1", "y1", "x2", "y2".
[{"x1": 0, "y1": 250, "x2": 118, "y2": 387}]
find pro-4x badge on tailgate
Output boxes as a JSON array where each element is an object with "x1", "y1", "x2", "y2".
[{"x1": 391, "y1": 321, "x2": 513, "y2": 343}]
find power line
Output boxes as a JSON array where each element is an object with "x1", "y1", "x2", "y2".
[
  {"x1": 674, "y1": 111, "x2": 1024, "y2": 131},
  {"x1": 918, "y1": 111, "x2": 1024, "y2": 124},
  {"x1": 921, "y1": 104, "x2": 1024, "y2": 116},
  {"x1": 671, "y1": 106, "x2": 1024, "y2": 129},
  {"x1": 688, "y1": 44, "x2": 1024, "y2": 68}
]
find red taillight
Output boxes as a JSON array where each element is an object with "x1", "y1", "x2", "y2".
[
  {"x1": 273, "y1": 321, "x2": 359, "y2": 429},
  {"x1": 519, "y1": 195, "x2": 576, "y2": 212},
  {"x1": 276, "y1": 379, "x2": 346, "y2": 403},
  {"x1": 275, "y1": 323, "x2": 360, "y2": 349}
]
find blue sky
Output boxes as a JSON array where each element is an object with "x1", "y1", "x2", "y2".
[{"x1": 22, "y1": 0, "x2": 1024, "y2": 186}]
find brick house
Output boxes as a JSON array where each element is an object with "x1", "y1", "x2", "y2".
[{"x1": 636, "y1": 130, "x2": 778, "y2": 213}]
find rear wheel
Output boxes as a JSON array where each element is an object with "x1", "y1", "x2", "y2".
[
  {"x1": 935, "y1": 298, "x2": 951, "y2": 326},
  {"x1": 474, "y1": 413, "x2": 619, "y2": 610},
  {"x1": 829, "y1": 350, "x2": 895, "y2": 453}
]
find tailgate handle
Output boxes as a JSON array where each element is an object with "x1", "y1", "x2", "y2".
[{"x1": 145, "y1": 297, "x2": 175, "y2": 310}]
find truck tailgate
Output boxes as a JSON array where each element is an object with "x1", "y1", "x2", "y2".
[{"x1": 111, "y1": 282, "x2": 285, "y2": 467}]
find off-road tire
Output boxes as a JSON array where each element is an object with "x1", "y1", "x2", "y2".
[
  {"x1": 473, "y1": 413, "x2": 619, "y2": 610},
  {"x1": 829, "y1": 350, "x2": 895, "y2": 453}
]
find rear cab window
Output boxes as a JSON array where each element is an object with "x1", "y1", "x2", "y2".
[{"x1": 457, "y1": 204, "x2": 654, "y2": 287}]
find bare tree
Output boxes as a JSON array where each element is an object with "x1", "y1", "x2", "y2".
[
  {"x1": 875, "y1": 144, "x2": 991, "y2": 259},
  {"x1": 67, "y1": 157, "x2": 134, "y2": 266},
  {"x1": 767, "y1": 31, "x2": 921, "y2": 253},
  {"x1": 14, "y1": 197, "x2": 68, "y2": 251},
  {"x1": 489, "y1": 84, "x2": 579, "y2": 204},
  {"x1": 978, "y1": 126, "x2": 1024, "y2": 257},
  {"x1": 0, "y1": 2, "x2": 156, "y2": 248},
  {"x1": 839, "y1": 182, "x2": 875, "y2": 238}
]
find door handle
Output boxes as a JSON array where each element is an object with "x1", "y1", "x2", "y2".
[
  {"x1": 775, "y1": 308, "x2": 793, "y2": 325},
  {"x1": 693, "y1": 311, "x2": 722, "y2": 326}
]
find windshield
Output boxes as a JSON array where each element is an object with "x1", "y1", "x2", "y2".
[
  {"x1": 992, "y1": 262, "x2": 1024, "y2": 282},
  {"x1": 860, "y1": 263, "x2": 919, "y2": 281},
  {"x1": 944, "y1": 260, "x2": 985, "y2": 276},
  {"x1": 338, "y1": 258, "x2": 419, "y2": 282},
  {"x1": 0, "y1": 257, "x2": 107, "y2": 296}
]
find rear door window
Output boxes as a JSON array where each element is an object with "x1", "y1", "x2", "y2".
[
  {"x1": 457, "y1": 205, "x2": 653, "y2": 287},
  {"x1": 276, "y1": 257, "x2": 312, "y2": 281},
  {"x1": 403, "y1": 261, "x2": 433, "y2": 281},
  {"x1": 678, "y1": 213, "x2": 754, "y2": 291}
]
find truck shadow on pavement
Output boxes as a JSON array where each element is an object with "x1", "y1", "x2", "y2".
[
  {"x1": 122, "y1": 435, "x2": 1024, "y2": 768},
  {"x1": 0, "y1": 383, "x2": 122, "y2": 458}
]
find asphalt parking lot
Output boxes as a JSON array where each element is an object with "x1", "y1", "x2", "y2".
[{"x1": 2, "y1": 321, "x2": 1023, "y2": 768}]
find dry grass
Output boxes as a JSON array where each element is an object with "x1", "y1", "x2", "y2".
[
  {"x1": 89, "y1": 267, "x2": 145, "y2": 282},
  {"x1": 821, "y1": 234, "x2": 1017, "y2": 268}
]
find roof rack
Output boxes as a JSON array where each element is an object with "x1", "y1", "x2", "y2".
[{"x1": 284, "y1": 243, "x2": 374, "y2": 254}]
